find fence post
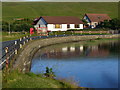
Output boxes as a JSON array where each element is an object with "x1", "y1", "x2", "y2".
[
  {"x1": 15, "y1": 40, "x2": 17, "y2": 45},
  {"x1": 23, "y1": 41, "x2": 26, "y2": 45},
  {"x1": 5, "y1": 47, "x2": 9, "y2": 69},
  {"x1": 27, "y1": 36, "x2": 29, "y2": 42},
  {"x1": 20, "y1": 38, "x2": 22, "y2": 41},
  {"x1": 26, "y1": 38, "x2": 28, "y2": 42},
  {"x1": 24, "y1": 36, "x2": 26, "y2": 39},
  {"x1": 30, "y1": 37, "x2": 32, "y2": 41},
  {"x1": 14, "y1": 41, "x2": 18, "y2": 54},
  {"x1": 20, "y1": 44, "x2": 22, "y2": 48},
  {"x1": 20, "y1": 38, "x2": 22, "y2": 48},
  {"x1": 15, "y1": 49, "x2": 17, "y2": 54}
]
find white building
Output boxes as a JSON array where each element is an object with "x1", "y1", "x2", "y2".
[
  {"x1": 83, "y1": 13, "x2": 111, "y2": 28},
  {"x1": 33, "y1": 16, "x2": 84, "y2": 34}
]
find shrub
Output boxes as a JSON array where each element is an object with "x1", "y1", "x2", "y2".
[{"x1": 44, "y1": 67, "x2": 56, "y2": 79}]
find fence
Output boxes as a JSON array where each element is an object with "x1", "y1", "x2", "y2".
[
  {"x1": 0, "y1": 34, "x2": 74, "y2": 69},
  {"x1": 0, "y1": 35, "x2": 33, "y2": 69}
]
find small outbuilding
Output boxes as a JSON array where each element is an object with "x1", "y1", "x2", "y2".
[
  {"x1": 33, "y1": 16, "x2": 84, "y2": 34},
  {"x1": 83, "y1": 13, "x2": 111, "y2": 28}
]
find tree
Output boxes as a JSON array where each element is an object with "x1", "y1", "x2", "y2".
[
  {"x1": 99, "y1": 18, "x2": 120, "y2": 30},
  {"x1": 2, "y1": 21, "x2": 9, "y2": 31},
  {"x1": 100, "y1": 20, "x2": 111, "y2": 29},
  {"x1": 5, "y1": 18, "x2": 34, "y2": 32},
  {"x1": 109, "y1": 18, "x2": 120, "y2": 30}
]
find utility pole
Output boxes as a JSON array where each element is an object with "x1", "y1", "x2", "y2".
[{"x1": 8, "y1": 22, "x2": 10, "y2": 35}]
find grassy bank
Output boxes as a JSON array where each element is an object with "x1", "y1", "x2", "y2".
[
  {"x1": 2, "y1": 2, "x2": 118, "y2": 21},
  {"x1": 1, "y1": 32, "x2": 38, "y2": 42},
  {"x1": 3, "y1": 70, "x2": 78, "y2": 88}
]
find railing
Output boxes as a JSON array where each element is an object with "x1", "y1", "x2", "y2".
[{"x1": 0, "y1": 34, "x2": 74, "y2": 69}]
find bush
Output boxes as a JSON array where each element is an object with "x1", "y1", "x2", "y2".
[
  {"x1": 99, "y1": 18, "x2": 120, "y2": 30},
  {"x1": 2, "y1": 18, "x2": 34, "y2": 32},
  {"x1": 44, "y1": 67, "x2": 56, "y2": 79}
]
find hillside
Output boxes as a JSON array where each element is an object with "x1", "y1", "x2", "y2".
[{"x1": 2, "y1": 2, "x2": 118, "y2": 21}]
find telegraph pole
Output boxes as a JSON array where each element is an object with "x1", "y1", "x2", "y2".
[{"x1": 8, "y1": 22, "x2": 10, "y2": 35}]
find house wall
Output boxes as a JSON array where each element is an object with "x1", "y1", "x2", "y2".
[
  {"x1": 70, "y1": 24, "x2": 75, "y2": 29},
  {"x1": 47, "y1": 24, "x2": 83, "y2": 31},
  {"x1": 91, "y1": 22, "x2": 99, "y2": 28},
  {"x1": 83, "y1": 15, "x2": 91, "y2": 23},
  {"x1": 34, "y1": 18, "x2": 48, "y2": 33},
  {"x1": 47, "y1": 24, "x2": 68, "y2": 31},
  {"x1": 34, "y1": 18, "x2": 47, "y2": 29},
  {"x1": 79, "y1": 24, "x2": 84, "y2": 29}
]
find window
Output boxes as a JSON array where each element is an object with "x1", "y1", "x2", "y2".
[
  {"x1": 67, "y1": 24, "x2": 70, "y2": 28},
  {"x1": 55, "y1": 24, "x2": 62, "y2": 28},
  {"x1": 75, "y1": 24, "x2": 79, "y2": 28}
]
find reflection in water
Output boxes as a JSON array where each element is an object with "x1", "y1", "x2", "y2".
[
  {"x1": 80, "y1": 45, "x2": 84, "y2": 52},
  {"x1": 62, "y1": 47, "x2": 68, "y2": 52},
  {"x1": 39, "y1": 44, "x2": 111, "y2": 59},
  {"x1": 31, "y1": 40, "x2": 119, "y2": 88}
]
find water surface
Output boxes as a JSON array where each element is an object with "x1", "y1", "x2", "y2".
[{"x1": 31, "y1": 39, "x2": 119, "y2": 88}]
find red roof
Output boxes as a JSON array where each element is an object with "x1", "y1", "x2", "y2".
[
  {"x1": 85, "y1": 13, "x2": 111, "y2": 22},
  {"x1": 33, "y1": 16, "x2": 83, "y2": 25}
]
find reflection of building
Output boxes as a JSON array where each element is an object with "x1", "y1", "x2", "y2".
[
  {"x1": 80, "y1": 45, "x2": 84, "y2": 52},
  {"x1": 42, "y1": 46, "x2": 82, "y2": 59},
  {"x1": 62, "y1": 47, "x2": 68, "y2": 52},
  {"x1": 39, "y1": 43, "x2": 111, "y2": 59},
  {"x1": 70, "y1": 46, "x2": 75, "y2": 52}
]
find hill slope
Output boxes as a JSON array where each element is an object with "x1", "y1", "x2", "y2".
[{"x1": 2, "y1": 2, "x2": 118, "y2": 21}]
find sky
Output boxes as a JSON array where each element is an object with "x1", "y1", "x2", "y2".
[{"x1": 1, "y1": 0, "x2": 120, "y2": 2}]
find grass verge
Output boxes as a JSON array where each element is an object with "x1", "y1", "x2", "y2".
[
  {"x1": 1, "y1": 32, "x2": 38, "y2": 42},
  {"x1": 2, "y1": 70, "x2": 79, "y2": 88}
]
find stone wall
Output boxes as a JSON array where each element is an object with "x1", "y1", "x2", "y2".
[
  {"x1": 74, "y1": 31, "x2": 109, "y2": 34},
  {"x1": 73, "y1": 30, "x2": 120, "y2": 34}
]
